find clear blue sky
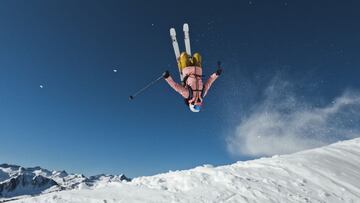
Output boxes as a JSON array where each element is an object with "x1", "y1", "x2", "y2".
[{"x1": 0, "y1": 0, "x2": 359, "y2": 177}]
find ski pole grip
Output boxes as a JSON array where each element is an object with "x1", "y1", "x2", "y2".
[{"x1": 217, "y1": 61, "x2": 222, "y2": 69}]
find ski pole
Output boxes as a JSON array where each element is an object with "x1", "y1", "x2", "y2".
[
  {"x1": 217, "y1": 61, "x2": 222, "y2": 69},
  {"x1": 129, "y1": 74, "x2": 164, "y2": 100}
]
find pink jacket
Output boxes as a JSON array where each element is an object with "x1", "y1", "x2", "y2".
[{"x1": 165, "y1": 66, "x2": 219, "y2": 103}]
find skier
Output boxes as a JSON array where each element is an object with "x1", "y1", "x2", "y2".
[
  {"x1": 162, "y1": 54, "x2": 222, "y2": 112},
  {"x1": 129, "y1": 23, "x2": 221, "y2": 112},
  {"x1": 163, "y1": 23, "x2": 222, "y2": 112}
]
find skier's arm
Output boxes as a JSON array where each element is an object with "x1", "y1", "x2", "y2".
[
  {"x1": 164, "y1": 75, "x2": 189, "y2": 99},
  {"x1": 203, "y1": 72, "x2": 220, "y2": 97}
]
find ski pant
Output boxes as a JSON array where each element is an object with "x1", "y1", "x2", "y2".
[{"x1": 178, "y1": 52, "x2": 202, "y2": 72}]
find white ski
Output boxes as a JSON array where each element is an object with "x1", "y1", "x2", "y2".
[
  {"x1": 183, "y1": 23, "x2": 191, "y2": 56},
  {"x1": 170, "y1": 27, "x2": 183, "y2": 80},
  {"x1": 170, "y1": 28, "x2": 180, "y2": 60}
]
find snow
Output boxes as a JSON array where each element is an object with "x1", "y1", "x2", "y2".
[
  {"x1": 0, "y1": 164, "x2": 130, "y2": 200},
  {"x1": 10, "y1": 138, "x2": 360, "y2": 203}
]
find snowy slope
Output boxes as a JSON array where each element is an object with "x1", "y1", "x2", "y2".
[{"x1": 9, "y1": 138, "x2": 360, "y2": 203}]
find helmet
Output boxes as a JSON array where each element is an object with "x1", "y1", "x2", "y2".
[{"x1": 189, "y1": 103, "x2": 201, "y2": 112}]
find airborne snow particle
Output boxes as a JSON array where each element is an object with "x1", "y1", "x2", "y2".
[
  {"x1": 113, "y1": 69, "x2": 118, "y2": 73},
  {"x1": 40, "y1": 85, "x2": 44, "y2": 89}
]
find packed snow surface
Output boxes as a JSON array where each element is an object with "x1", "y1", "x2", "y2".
[{"x1": 10, "y1": 138, "x2": 360, "y2": 203}]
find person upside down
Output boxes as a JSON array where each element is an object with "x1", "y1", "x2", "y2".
[{"x1": 162, "y1": 52, "x2": 222, "y2": 112}]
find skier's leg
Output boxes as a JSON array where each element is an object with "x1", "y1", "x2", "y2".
[
  {"x1": 179, "y1": 52, "x2": 191, "y2": 72},
  {"x1": 192, "y1": 53, "x2": 202, "y2": 67}
]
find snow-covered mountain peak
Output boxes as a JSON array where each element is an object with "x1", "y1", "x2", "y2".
[
  {"x1": 89, "y1": 174, "x2": 131, "y2": 183},
  {"x1": 51, "y1": 170, "x2": 68, "y2": 178},
  {"x1": 0, "y1": 164, "x2": 130, "y2": 200}
]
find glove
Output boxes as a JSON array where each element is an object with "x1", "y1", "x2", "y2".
[
  {"x1": 162, "y1": 70, "x2": 170, "y2": 79},
  {"x1": 216, "y1": 68, "x2": 222, "y2": 76}
]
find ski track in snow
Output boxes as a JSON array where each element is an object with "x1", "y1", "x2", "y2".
[{"x1": 8, "y1": 138, "x2": 360, "y2": 203}]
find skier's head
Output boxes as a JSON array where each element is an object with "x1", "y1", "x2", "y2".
[
  {"x1": 187, "y1": 94, "x2": 203, "y2": 112},
  {"x1": 189, "y1": 99, "x2": 202, "y2": 112},
  {"x1": 189, "y1": 103, "x2": 201, "y2": 112}
]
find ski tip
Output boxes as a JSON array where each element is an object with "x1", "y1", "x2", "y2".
[
  {"x1": 170, "y1": 28, "x2": 176, "y2": 36},
  {"x1": 183, "y1": 23, "x2": 189, "y2": 32}
]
